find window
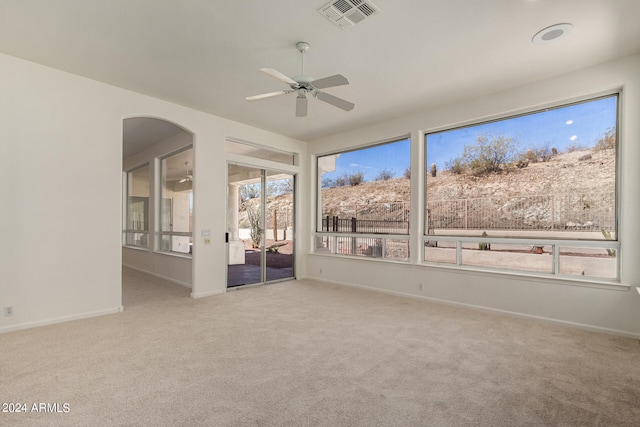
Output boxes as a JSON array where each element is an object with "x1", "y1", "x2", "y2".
[
  {"x1": 124, "y1": 165, "x2": 150, "y2": 248},
  {"x1": 315, "y1": 138, "x2": 411, "y2": 261},
  {"x1": 159, "y1": 147, "x2": 193, "y2": 255},
  {"x1": 424, "y1": 95, "x2": 619, "y2": 280},
  {"x1": 226, "y1": 139, "x2": 296, "y2": 165}
]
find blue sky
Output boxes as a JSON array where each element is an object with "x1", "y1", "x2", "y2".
[
  {"x1": 320, "y1": 96, "x2": 616, "y2": 183},
  {"x1": 322, "y1": 138, "x2": 411, "y2": 182},
  {"x1": 426, "y1": 96, "x2": 617, "y2": 169}
]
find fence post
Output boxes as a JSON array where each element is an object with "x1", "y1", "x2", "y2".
[
  {"x1": 551, "y1": 195, "x2": 555, "y2": 231},
  {"x1": 273, "y1": 208, "x2": 278, "y2": 241},
  {"x1": 351, "y1": 217, "x2": 357, "y2": 255},
  {"x1": 464, "y1": 199, "x2": 468, "y2": 229}
]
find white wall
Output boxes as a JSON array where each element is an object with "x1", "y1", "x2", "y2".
[
  {"x1": 0, "y1": 52, "x2": 306, "y2": 333},
  {"x1": 307, "y1": 53, "x2": 640, "y2": 337}
]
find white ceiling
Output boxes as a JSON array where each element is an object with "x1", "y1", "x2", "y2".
[{"x1": 2, "y1": 0, "x2": 639, "y2": 143}]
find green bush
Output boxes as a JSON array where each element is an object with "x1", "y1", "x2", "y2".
[
  {"x1": 448, "y1": 134, "x2": 520, "y2": 176},
  {"x1": 593, "y1": 128, "x2": 616, "y2": 152},
  {"x1": 446, "y1": 158, "x2": 465, "y2": 175}
]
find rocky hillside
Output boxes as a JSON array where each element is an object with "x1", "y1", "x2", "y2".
[
  {"x1": 320, "y1": 147, "x2": 615, "y2": 224},
  {"x1": 240, "y1": 147, "x2": 615, "y2": 230}
]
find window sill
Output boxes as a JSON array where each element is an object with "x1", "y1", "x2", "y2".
[
  {"x1": 154, "y1": 250, "x2": 192, "y2": 260},
  {"x1": 122, "y1": 245, "x2": 150, "y2": 252},
  {"x1": 310, "y1": 252, "x2": 630, "y2": 292},
  {"x1": 420, "y1": 261, "x2": 629, "y2": 292}
]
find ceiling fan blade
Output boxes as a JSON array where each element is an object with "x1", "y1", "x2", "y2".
[
  {"x1": 246, "y1": 90, "x2": 290, "y2": 101},
  {"x1": 179, "y1": 178, "x2": 187, "y2": 183},
  {"x1": 312, "y1": 74, "x2": 349, "y2": 89},
  {"x1": 260, "y1": 68, "x2": 298, "y2": 86},
  {"x1": 296, "y1": 95, "x2": 308, "y2": 117},
  {"x1": 316, "y1": 92, "x2": 355, "y2": 112}
]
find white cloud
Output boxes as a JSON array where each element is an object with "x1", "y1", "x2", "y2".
[
  {"x1": 566, "y1": 120, "x2": 574, "y2": 125},
  {"x1": 570, "y1": 135, "x2": 577, "y2": 141}
]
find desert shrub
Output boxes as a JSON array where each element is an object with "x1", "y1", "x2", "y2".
[
  {"x1": 348, "y1": 171, "x2": 365, "y2": 186},
  {"x1": 267, "y1": 179, "x2": 293, "y2": 196},
  {"x1": 375, "y1": 169, "x2": 394, "y2": 181},
  {"x1": 334, "y1": 174, "x2": 349, "y2": 187},
  {"x1": 321, "y1": 177, "x2": 336, "y2": 188},
  {"x1": 450, "y1": 134, "x2": 520, "y2": 176},
  {"x1": 446, "y1": 158, "x2": 465, "y2": 175},
  {"x1": 593, "y1": 128, "x2": 616, "y2": 151},
  {"x1": 334, "y1": 171, "x2": 365, "y2": 187},
  {"x1": 566, "y1": 142, "x2": 589, "y2": 152},
  {"x1": 240, "y1": 183, "x2": 260, "y2": 201},
  {"x1": 403, "y1": 167, "x2": 411, "y2": 179},
  {"x1": 244, "y1": 202, "x2": 262, "y2": 248},
  {"x1": 518, "y1": 144, "x2": 553, "y2": 165}
]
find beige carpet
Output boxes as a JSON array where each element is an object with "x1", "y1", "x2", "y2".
[{"x1": 2, "y1": 267, "x2": 639, "y2": 426}]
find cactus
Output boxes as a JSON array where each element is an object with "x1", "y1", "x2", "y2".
[
  {"x1": 478, "y1": 231, "x2": 490, "y2": 250},
  {"x1": 430, "y1": 163, "x2": 437, "y2": 177},
  {"x1": 551, "y1": 146, "x2": 558, "y2": 155}
]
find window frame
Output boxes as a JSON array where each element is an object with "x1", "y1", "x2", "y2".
[
  {"x1": 422, "y1": 92, "x2": 621, "y2": 282},
  {"x1": 123, "y1": 163, "x2": 150, "y2": 249},
  {"x1": 314, "y1": 136, "x2": 412, "y2": 262},
  {"x1": 157, "y1": 146, "x2": 194, "y2": 257}
]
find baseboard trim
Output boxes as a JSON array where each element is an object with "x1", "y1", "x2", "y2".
[
  {"x1": 309, "y1": 276, "x2": 640, "y2": 340},
  {"x1": 190, "y1": 289, "x2": 226, "y2": 299},
  {"x1": 122, "y1": 264, "x2": 192, "y2": 289},
  {"x1": 0, "y1": 306, "x2": 124, "y2": 335}
]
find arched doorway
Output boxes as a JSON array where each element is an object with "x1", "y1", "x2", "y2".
[{"x1": 122, "y1": 117, "x2": 195, "y2": 304}]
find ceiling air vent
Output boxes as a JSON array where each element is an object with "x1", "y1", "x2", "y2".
[{"x1": 319, "y1": 0, "x2": 380, "y2": 29}]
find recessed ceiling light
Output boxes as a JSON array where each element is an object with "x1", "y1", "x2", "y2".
[{"x1": 532, "y1": 23, "x2": 573, "y2": 44}]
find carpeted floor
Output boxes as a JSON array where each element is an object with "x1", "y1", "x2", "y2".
[{"x1": 2, "y1": 267, "x2": 640, "y2": 426}]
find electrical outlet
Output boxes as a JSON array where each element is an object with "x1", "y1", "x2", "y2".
[{"x1": 4, "y1": 306, "x2": 14, "y2": 317}]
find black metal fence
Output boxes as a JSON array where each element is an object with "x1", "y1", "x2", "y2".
[{"x1": 321, "y1": 216, "x2": 409, "y2": 234}]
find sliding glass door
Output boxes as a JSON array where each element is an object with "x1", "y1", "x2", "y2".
[{"x1": 227, "y1": 164, "x2": 294, "y2": 288}]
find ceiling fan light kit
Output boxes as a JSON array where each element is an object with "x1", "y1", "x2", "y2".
[
  {"x1": 178, "y1": 161, "x2": 192, "y2": 183},
  {"x1": 246, "y1": 41, "x2": 355, "y2": 117}
]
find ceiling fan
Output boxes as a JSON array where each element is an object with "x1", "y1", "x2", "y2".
[
  {"x1": 178, "y1": 162, "x2": 192, "y2": 183},
  {"x1": 246, "y1": 41, "x2": 355, "y2": 117}
]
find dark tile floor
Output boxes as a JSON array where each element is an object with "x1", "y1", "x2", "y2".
[{"x1": 227, "y1": 264, "x2": 294, "y2": 287}]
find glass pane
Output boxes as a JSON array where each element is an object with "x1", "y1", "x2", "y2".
[
  {"x1": 124, "y1": 232, "x2": 148, "y2": 247},
  {"x1": 333, "y1": 236, "x2": 382, "y2": 258},
  {"x1": 126, "y1": 165, "x2": 149, "y2": 247},
  {"x1": 425, "y1": 95, "x2": 617, "y2": 240},
  {"x1": 460, "y1": 242, "x2": 554, "y2": 273},
  {"x1": 318, "y1": 138, "x2": 411, "y2": 234},
  {"x1": 160, "y1": 148, "x2": 193, "y2": 254},
  {"x1": 424, "y1": 241, "x2": 457, "y2": 264},
  {"x1": 265, "y1": 171, "x2": 294, "y2": 282},
  {"x1": 228, "y1": 165, "x2": 263, "y2": 287},
  {"x1": 559, "y1": 246, "x2": 617, "y2": 279},
  {"x1": 384, "y1": 239, "x2": 409, "y2": 261}
]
